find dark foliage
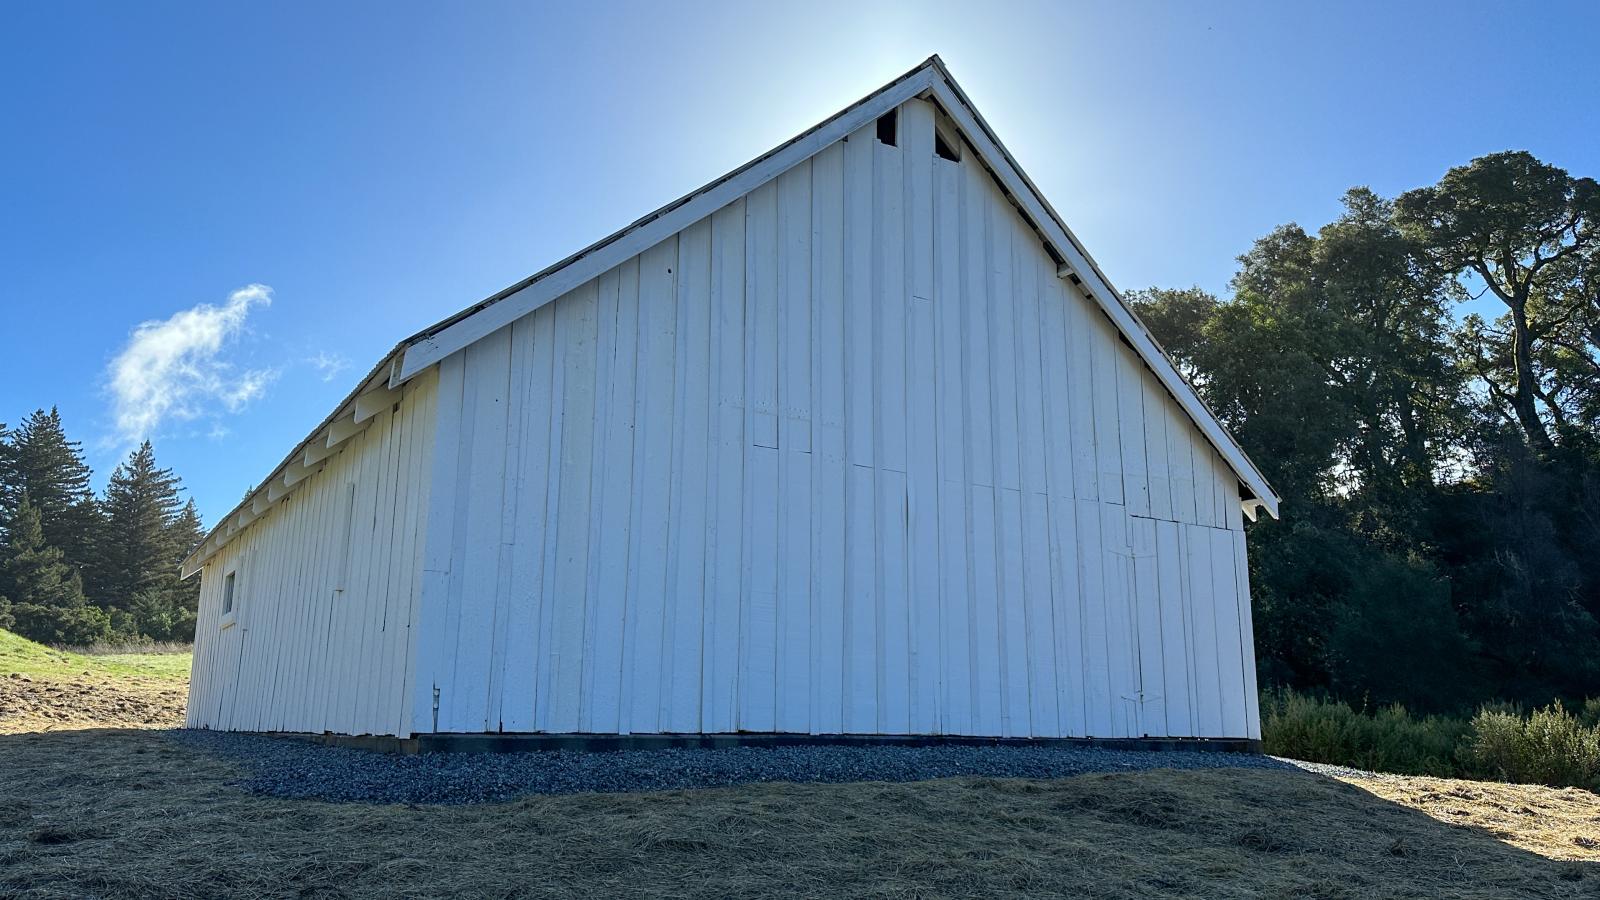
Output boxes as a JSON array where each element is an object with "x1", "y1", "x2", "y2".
[{"x1": 1136, "y1": 153, "x2": 1600, "y2": 714}]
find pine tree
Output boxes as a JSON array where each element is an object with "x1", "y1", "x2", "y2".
[
  {"x1": 0, "y1": 418, "x2": 11, "y2": 514},
  {"x1": 0, "y1": 409, "x2": 102, "y2": 592},
  {"x1": 0, "y1": 419, "x2": 11, "y2": 601},
  {"x1": 0, "y1": 493, "x2": 110, "y2": 644},
  {"x1": 99, "y1": 442, "x2": 184, "y2": 612},
  {"x1": 166, "y1": 498, "x2": 205, "y2": 640},
  {"x1": 2, "y1": 494, "x2": 85, "y2": 607},
  {"x1": 169, "y1": 498, "x2": 205, "y2": 560}
]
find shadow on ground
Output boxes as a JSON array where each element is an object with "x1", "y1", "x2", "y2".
[{"x1": 0, "y1": 728, "x2": 1594, "y2": 898}]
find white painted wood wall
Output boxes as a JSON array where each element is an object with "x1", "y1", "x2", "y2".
[
  {"x1": 187, "y1": 371, "x2": 439, "y2": 736},
  {"x1": 412, "y1": 99, "x2": 1261, "y2": 740}
]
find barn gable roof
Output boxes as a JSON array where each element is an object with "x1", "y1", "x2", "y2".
[{"x1": 185, "y1": 56, "x2": 1278, "y2": 576}]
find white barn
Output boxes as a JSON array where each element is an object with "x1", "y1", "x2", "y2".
[{"x1": 183, "y1": 57, "x2": 1279, "y2": 745}]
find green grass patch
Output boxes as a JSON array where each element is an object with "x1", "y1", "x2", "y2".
[{"x1": 0, "y1": 628, "x2": 190, "y2": 682}]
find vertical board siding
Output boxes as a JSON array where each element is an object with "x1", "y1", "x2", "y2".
[
  {"x1": 811, "y1": 142, "x2": 848, "y2": 735},
  {"x1": 187, "y1": 370, "x2": 439, "y2": 736},
  {"x1": 397, "y1": 102, "x2": 1263, "y2": 739},
  {"x1": 666, "y1": 219, "x2": 714, "y2": 733},
  {"x1": 704, "y1": 209, "x2": 745, "y2": 733},
  {"x1": 775, "y1": 165, "x2": 813, "y2": 733},
  {"x1": 902, "y1": 99, "x2": 940, "y2": 735}
]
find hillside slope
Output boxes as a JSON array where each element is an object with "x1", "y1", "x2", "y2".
[{"x1": 0, "y1": 629, "x2": 189, "y2": 733}]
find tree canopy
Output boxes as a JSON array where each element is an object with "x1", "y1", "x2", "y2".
[{"x1": 1134, "y1": 152, "x2": 1600, "y2": 712}]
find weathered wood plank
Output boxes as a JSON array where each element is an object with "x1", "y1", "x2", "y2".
[{"x1": 703, "y1": 203, "x2": 746, "y2": 734}]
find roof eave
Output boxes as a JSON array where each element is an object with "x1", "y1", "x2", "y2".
[{"x1": 179, "y1": 344, "x2": 407, "y2": 577}]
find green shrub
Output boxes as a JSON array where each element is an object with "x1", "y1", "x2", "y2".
[
  {"x1": 8, "y1": 601, "x2": 114, "y2": 646},
  {"x1": 1465, "y1": 703, "x2": 1600, "y2": 790},
  {"x1": 1578, "y1": 697, "x2": 1600, "y2": 729},
  {"x1": 1263, "y1": 689, "x2": 1600, "y2": 790},
  {"x1": 130, "y1": 590, "x2": 179, "y2": 642},
  {"x1": 1464, "y1": 708, "x2": 1524, "y2": 780},
  {"x1": 1259, "y1": 689, "x2": 1467, "y2": 778}
]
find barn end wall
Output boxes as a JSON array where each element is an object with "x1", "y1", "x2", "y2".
[
  {"x1": 187, "y1": 369, "x2": 439, "y2": 737},
  {"x1": 412, "y1": 98, "x2": 1260, "y2": 740}
]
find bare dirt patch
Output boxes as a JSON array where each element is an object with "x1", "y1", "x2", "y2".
[
  {"x1": 0, "y1": 673, "x2": 187, "y2": 734},
  {"x1": 0, "y1": 629, "x2": 189, "y2": 734}
]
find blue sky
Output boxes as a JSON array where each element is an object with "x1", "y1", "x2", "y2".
[{"x1": 2, "y1": 0, "x2": 1597, "y2": 527}]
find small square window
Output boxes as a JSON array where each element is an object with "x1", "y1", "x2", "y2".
[{"x1": 220, "y1": 570, "x2": 238, "y2": 628}]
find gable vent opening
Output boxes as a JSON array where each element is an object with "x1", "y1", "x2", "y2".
[
  {"x1": 876, "y1": 109, "x2": 898, "y2": 146},
  {"x1": 934, "y1": 128, "x2": 960, "y2": 162}
]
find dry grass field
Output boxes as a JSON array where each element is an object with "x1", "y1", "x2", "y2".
[{"x1": 1, "y1": 628, "x2": 1598, "y2": 898}]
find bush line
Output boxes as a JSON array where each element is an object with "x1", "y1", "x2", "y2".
[{"x1": 1262, "y1": 689, "x2": 1600, "y2": 790}]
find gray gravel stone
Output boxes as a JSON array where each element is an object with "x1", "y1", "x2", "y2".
[
  {"x1": 170, "y1": 730, "x2": 1308, "y2": 805},
  {"x1": 1274, "y1": 757, "x2": 1401, "y2": 780}
]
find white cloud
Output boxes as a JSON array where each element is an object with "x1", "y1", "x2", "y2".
[
  {"x1": 308, "y1": 350, "x2": 350, "y2": 382},
  {"x1": 106, "y1": 284, "x2": 277, "y2": 445}
]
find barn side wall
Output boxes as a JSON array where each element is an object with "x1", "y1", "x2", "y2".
[
  {"x1": 187, "y1": 369, "x2": 439, "y2": 737},
  {"x1": 413, "y1": 98, "x2": 1259, "y2": 740}
]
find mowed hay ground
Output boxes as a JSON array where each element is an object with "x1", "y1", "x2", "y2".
[
  {"x1": 1, "y1": 730, "x2": 1598, "y2": 898},
  {"x1": 2, "y1": 633, "x2": 1599, "y2": 898}
]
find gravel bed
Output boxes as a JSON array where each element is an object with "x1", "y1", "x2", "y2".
[
  {"x1": 171, "y1": 730, "x2": 1301, "y2": 805},
  {"x1": 1275, "y1": 757, "x2": 1404, "y2": 781}
]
